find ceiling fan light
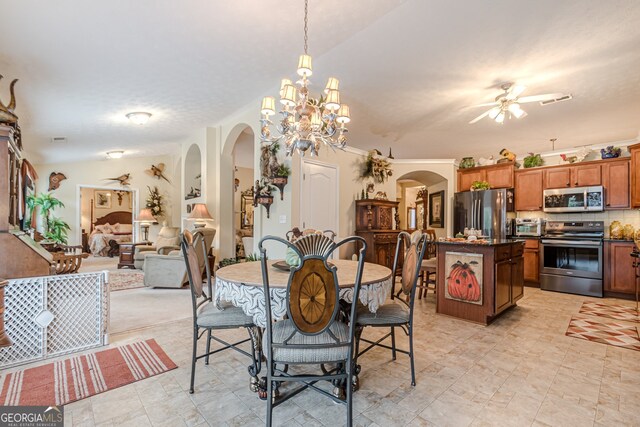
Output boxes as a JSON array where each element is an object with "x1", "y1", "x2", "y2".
[
  {"x1": 495, "y1": 112, "x2": 505, "y2": 123},
  {"x1": 508, "y1": 103, "x2": 526, "y2": 118},
  {"x1": 488, "y1": 107, "x2": 501, "y2": 120}
]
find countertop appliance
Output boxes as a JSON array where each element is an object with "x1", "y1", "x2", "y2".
[
  {"x1": 543, "y1": 185, "x2": 604, "y2": 213},
  {"x1": 515, "y1": 218, "x2": 545, "y2": 237},
  {"x1": 540, "y1": 221, "x2": 604, "y2": 297},
  {"x1": 453, "y1": 189, "x2": 514, "y2": 240}
]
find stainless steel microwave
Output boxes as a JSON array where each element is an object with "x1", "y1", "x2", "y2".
[{"x1": 543, "y1": 185, "x2": 604, "y2": 213}]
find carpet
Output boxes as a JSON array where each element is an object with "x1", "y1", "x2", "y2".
[
  {"x1": 566, "y1": 315, "x2": 640, "y2": 351},
  {"x1": 0, "y1": 339, "x2": 177, "y2": 406},
  {"x1": 109, "y1": 271, "x2": 145, "y2": 291},
  {"x1": 579, "y1": 301, "x2": 640, "y2": 323}
]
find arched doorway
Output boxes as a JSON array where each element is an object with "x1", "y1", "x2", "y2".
[
  {"x1": 395, "y1": 170, "x2": 448, "y2": 239},
  {"x1": 220, "y1": 124, "x2": 256, "y2": 259}
]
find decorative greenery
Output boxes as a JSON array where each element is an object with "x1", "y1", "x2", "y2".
[
  {"x1": 600, "y1": 146, "x2": 621, "y2": 159},
  {"x1": 275, "y1": 164, "x2": 291, "y2": 177},
  {"x1": 459, "y1": 157, "x2": 475, "y2": 169},
  {"x1": 245, "y1": 253, "x2": 263, "y2": 262},
  {"x1": 26, "y1": 192, "x2": 70, "y2": 244},
  {"x1": 523, "y1": 153, "x2": 544, "y2": 168},
  {"x1": 416, "y1": 186, "x2": 428, "y2": 200},
  {"x1": 471, "y1": 180, "x2": 491, "y2": 191},
  {"x1": 219, "y1": 257, "x2": 241, "y2": 268},
  {"x1": 360, "y1": 149, "x2": 393, "y2": 183},
  {"x1": 145, "y1": 186, "x2": 165, "y2": 217}
]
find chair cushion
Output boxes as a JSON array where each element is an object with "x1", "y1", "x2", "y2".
[
  {"x1": 421, "y1": 258, "x2": 437, "y2": 270},
  {"x1": 271, "y1": 319, "x2": 350, "y2": 363},
  {"x1": 356, "y1": 302, "x2": 409, "y2": 326},
  {"x1": 197, "y1": 301, "x2": 254, "y2": 328}
]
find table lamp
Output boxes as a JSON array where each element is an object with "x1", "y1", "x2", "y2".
[
  {"x1": 137, "y1": 208, "x2": 155, "y2": 241},
  {"x1": 189, "y1": 203, "x2": 213, "y2": 228}
]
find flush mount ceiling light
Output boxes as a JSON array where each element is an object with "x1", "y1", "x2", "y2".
[
  {"x1": 259, "y1": 0, "x2": 350, "y2": 157},
  {"x1": 126, "y1": 111, "x2": 152, "y2": 125},
  {"x1": 106, "y1": 150, "x2": 124, "y2": 159},
  {"x1": 469, "y1": 83, "x2": 571, "y2": 124}
]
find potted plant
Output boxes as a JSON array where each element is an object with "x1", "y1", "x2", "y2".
[
  {"x1": 600, "y1": 146, "x2": 621, "y2": 159},
  {"x1": 254, "y1": 179, "x2": 276, "y2": 218},
  {"x1": 523, "y1": 153, "x2": 543, "y2": 168},
  {"x1": 270, "y1": 164, "x2": 291, "y2": 200},
  {"x1": 26, "y1": 192, "x2": 71, "y2": 246},
  {"x1": 470, "y1": 181, "x2": 491, "y2": 191},
  {"x1": 459, "y1": 157, "x2": 475, "y2": 169}
]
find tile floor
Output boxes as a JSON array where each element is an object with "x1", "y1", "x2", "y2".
[{"x1": 35, "y1": 288, "x2": 640, "y2": 426}]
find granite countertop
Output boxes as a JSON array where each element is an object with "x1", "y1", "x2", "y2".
[
  {"x1": 603, "y1": 238, "x2": 636, "y2": 242},
  {"x1": 437, "y1": 239, "x2": 522, "y2": 247}
]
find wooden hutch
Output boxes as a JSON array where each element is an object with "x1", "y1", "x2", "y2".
[
  {"x1": 0, "y1": 126, "x2": 54, "y2": 279},
  {"x1": 355, "y1": 199, "x2": 401, "y2": 270}
]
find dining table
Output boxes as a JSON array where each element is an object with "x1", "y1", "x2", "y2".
[{"x1": 214, "y1": 259, "x2": 393, "y2": 397}]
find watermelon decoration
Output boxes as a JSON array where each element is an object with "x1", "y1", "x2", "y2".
[{"x1": 446, "y1": 260, "x2": 481, "y2": 302}]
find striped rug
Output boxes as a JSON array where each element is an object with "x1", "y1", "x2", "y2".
[{"x1": 0, "y1": 339, "x2": 176, "y2": 406}]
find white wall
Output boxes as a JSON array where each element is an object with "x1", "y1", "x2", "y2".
[{"x1": 35, "y1": 154, "x2": 179, "y2": 246}]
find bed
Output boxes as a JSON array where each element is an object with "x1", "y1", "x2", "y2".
[{"x1": 88, "y1": 211, "x2": 133, "y2": 256}]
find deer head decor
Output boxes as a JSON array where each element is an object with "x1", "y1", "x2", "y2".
[{"x1": 0, "y1": 75, "x2": 18, "y2": 126}]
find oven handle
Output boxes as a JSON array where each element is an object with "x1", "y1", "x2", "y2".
[{"x1": 541, "y1": 239, "x2": 602, "y2": 247}]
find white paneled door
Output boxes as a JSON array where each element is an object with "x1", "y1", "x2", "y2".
[{"x1": 300, "y1": 160, "x2": 339, "y2": 235}]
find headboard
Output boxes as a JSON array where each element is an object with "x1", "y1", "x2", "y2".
[{"x1": 93, "y1": 211, "x2": 133, "y2": 229}]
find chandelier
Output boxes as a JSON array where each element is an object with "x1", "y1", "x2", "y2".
[{"x1": 259, "y1": 0, "x2": 350, "y2": 157}]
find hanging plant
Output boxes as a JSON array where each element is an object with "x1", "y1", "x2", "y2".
[
  {"x1": 146, "y1": 186, "x2": 165, "y2": 217},
  {"x1": 360, "y1": 149, "x2": 393, "y2": 183}
]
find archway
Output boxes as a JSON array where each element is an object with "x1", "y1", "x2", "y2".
[
  {"x1": 395, "y1": 170, "x2": 448, "y2": 239},
  {"x1": 219, "y1": 123, "x2": 256, "y2": 259}
]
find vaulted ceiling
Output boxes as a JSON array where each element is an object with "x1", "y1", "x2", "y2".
[{"x1": 1, "y1": 0, "x2": 639, "y2": 164}]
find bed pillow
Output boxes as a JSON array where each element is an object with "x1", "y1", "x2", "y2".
[{"x1": 118, "y1": 224, "x2": 133, "y2": 233}]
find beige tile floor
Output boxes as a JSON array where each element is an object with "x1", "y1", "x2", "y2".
[{"x1": 51, "y1": 288, "x2": 640, "y2": 426}]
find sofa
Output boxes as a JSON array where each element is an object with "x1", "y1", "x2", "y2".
[
  {"x1": 142, "y1": 228, "x2": 216, "y2": 288},
  {"x1": 133, "y1": 226, "x2": 181, "y2": 269}
]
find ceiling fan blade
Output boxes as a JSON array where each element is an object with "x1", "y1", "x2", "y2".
[
  {"x1": 517, "y1": 93, "x2": 565, "y2": 103},
  {"x1": 505, "y1": 84, "x2": 526, "y2": 100},
  {"x1": 469, "y1": 101, "x2": 500, "y2": 108},
  {"x1": 468, "y1": 109, "x2": 492, "y2": 124}
]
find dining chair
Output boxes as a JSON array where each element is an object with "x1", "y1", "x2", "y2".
[
  {"x1": 417, "y1": 230, "x2": 437, "y2": 299},
  {"x1": 258, "y1": 234, "x2": 367, "y2": 427},
  {"x1": 354, "y1": 231, "x2": 427, "y2": 386},
  {"x1": 181, "y1": 230, "x2": 260, "y2": 394}
]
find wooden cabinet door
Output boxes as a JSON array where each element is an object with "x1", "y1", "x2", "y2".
[
  {"x1": 511, "y1": 256, "x2": 525, "y2": 302},
  {"x1": 544, "y1": 167, "x2": 572, "y2": 189},
  {"x1": 486, "y1": 165, "x2": 514, "y2": 189},
  {"x1": 458, "y1": 170, "x2": 485, "y2": 192},
  {"x1": 572, "y1": 164, "x2": 601, "y2": 187},
  {"x1": 604, "y1": 242, "x2": 637, "y2": 294},
  {"x1": 515, "y1": 170, "x2": 543, "y2": 211},
  {"x1": 631, "y1": 146, "x2": 640, "y2": 208},
  {"x1": 602, "y1": 160, "x2": 630, "y2": 209},
  {"x1": 523, "y1": 249, "x2": 539, "y2": 283},
  {"x1": 375, "y1": 244, "x2": 391, "y2": 269},
  {"x1": 495, "y1": 260, "x2": 512, "y2": 314}
]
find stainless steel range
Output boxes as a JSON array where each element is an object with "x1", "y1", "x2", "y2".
[{"x1": 540, "y1": 221, "x2": 604, "y2": 297}]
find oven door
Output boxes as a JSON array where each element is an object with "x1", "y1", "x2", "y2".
[{"x1": 540, "y1": 239, "x2": 603, "y2": 279}]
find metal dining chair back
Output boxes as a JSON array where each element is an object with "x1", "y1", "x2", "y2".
[{"x1": 258, "y1": 235, "x2": 367, "y2": 427}]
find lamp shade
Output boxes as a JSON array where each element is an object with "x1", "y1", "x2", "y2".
[
  {"x1": 189, "y1": 203, "x2": 213, "y2": 220},
  {"x1": 336, "y1": 104, "x2": 351, "y2": 124},
  {"x1": 137, "y1": 208, "x2": 156, "y2": 223},
  {"x1": 297, "y1": 54, "x2": 313, "y2": 77},
  {"x1": 261, "y1": 96, "x2": 276, "y2": 116},
  {"x1": 280, "y1": 79, "x2": 292, "y2": 97},
  {"x1": 280, "y1": 84, "x2": 297, "y2": 107},
  {"x1": 325, "y1": 90, "x2": 340, "y2": 111},
  {"x1": 324, "y1": 77, "x2": 339, "y2": 94}
]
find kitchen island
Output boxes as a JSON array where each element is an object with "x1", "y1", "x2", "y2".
[{"x1": 436, "y1": 239, "x2": 525, "y2": 325}]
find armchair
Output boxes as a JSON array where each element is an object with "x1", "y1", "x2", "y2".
[
  {"x1": 133, "y1": 226, "x2": 181, "y2": 269},
  {"x1": 143, "y1": 228, "x2": 216, "y2": 288}
]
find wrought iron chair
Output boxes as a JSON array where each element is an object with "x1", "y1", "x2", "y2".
[
  {"x1": 417, "y1": 230, "x2": 438, "y2": 299},
  {"x1": 355, "y1": 231, "x2": 427, "y2": 386},
  {"x1": 258, "y1": 234, "x2": 367, "y2": 427},
  {"x1": 180, "y1": 230, "x2": 260, "y2": 394},
  {"x1": 286, "y1": 227, "x2": 336, "y2": 243}
]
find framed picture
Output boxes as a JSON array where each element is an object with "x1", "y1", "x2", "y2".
[
  {"x1": 444, "y1": 251, "x2": 483, "y2": 305},
  {"x1": 429, "y1": 190, "x2": 444, "y2": 228},
  {"x1": 95, "y1": 190, "x2": 112, "y2": 209}
]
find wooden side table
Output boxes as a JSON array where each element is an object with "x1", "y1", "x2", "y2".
[{"x1": 118, "y1": 243, "x2": 136, "y2": 269}]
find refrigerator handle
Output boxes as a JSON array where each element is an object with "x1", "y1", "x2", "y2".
[{"x1": 471, "y1": 195, "x2": 476, "y2": 230}]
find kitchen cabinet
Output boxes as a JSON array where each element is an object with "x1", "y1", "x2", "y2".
[
  {"x1": 543, "y1": 167, "x2": 572, "y2": 189},
  {"x1": 601, "y1": 159, "x2": 630, "y2": 209},
  {"x1": 495, "y1": 259, "x2": 512, "y2": 314},
  {"x1": 630, "y1": 143, "x2": 640, "y2": 208},
  {"x1": 514, "y1": 169, "x2": 543, "y2": 211},
  {"x1": 522, "y1": 239, "x2": 540, "y2": 284},
  {"x1": 604, "y1": 241, "x2": 637, "y2": 295},
  {"x1": 457, "y1": 162, "x2": 514, "y2": 192},
  {"x1": 573, "y1": 164, "x2": 601, "y2": 187}
]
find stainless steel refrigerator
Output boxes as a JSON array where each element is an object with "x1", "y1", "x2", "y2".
[{"x1": 453, "y1": 189, "x2": 514, "y2": 240}]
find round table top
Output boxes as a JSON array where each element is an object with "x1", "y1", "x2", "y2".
[{"x1": 216, "y1": 259, "x2": 392, "y2": 288}]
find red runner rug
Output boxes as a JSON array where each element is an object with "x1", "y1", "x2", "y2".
[
  {"x1": 0, "y1": 339, "x2": 176, "y2": 406},
  {"x1": 566, "y1": 315, "x2": 640, "y2": 351},
  {"x1": 579, "y1": 301, "x2": 640, "y2": 323}
]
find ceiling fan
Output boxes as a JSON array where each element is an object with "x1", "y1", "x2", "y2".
[{"x1": 468, "y1": 83, "x2": 571, "y2": 124}]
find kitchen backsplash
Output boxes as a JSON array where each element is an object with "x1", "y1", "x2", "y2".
[{"x1": 517, "y1": 209, "x2": 640, "y2": 237}]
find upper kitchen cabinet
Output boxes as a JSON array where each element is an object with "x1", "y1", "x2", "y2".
[
  {"x1": 572, "y1": 163, "x2": 601, "y2": 187},
  {"x1": 457, "y1": 162, "x2": 514, "y2": 192},
  {"x1": 514, "y1": 169, "x2": 543, "y2": 211},
  {"x1": 543, "y1": 166, "x2": 572, "y2": 189},
  {"x1": 601, "y1": 159, "x2": 630, "y2": 209},
  {"x1": 630, "y1": 143, "x2": 640, "y2": 208},
  {"x1": 543, "y1": 162, "x2": 602, "y2": 189}
]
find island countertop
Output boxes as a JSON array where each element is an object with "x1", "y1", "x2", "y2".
[{"x1": 436, "y1": 239, "x2": 519, "y2": 247}]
